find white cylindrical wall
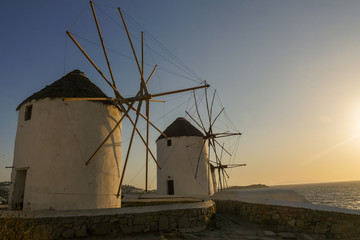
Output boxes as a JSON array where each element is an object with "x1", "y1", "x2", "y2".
[
  {"x1": 157, "y1": 136, "x2": 214, "y2": 196},
  {"x1": 10, "y1": 98, "x2": 122, "y2": 210}
]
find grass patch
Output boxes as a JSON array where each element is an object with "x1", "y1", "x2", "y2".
[{"x1": 0, "y1": 210, "x2": 51, "y2": 240}]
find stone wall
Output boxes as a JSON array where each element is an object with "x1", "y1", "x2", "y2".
[
  {"x1": 22, "y1": 200, "x2": 215, "y2": 239},
  {"x1": 214, "y1": 199, "x2": 360, "y2": 239}
]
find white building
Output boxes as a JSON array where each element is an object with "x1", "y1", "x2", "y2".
[
  {"x1": 156, "y1": 117, "x2": 215, "y2": 196},
  {"x1": 10, "y1": 70, "x2": 122, "y2": 211}
]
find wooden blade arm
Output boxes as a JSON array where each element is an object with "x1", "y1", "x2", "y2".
[
  {"x1": 185, "y1": 111, "x2": 206, "y2": 133},
  {"x1": 210, "y1": 107, "x2": 224, "y2": 129},
  {"x1": 213, "y1": 132, "x2": 242, "y2": 139},
  {"x1": 205, "y1": 82, "x2": 211, "y2": 126},
  {"x1": 66, "y1": 31, "x2": 124, "y2": 100},
  {"x1": 63, "y1": 97, "x2": 117, "y2": 102},
  {"x1": 214, "y1": 139, "x2": 232, "y2": 156},
  {"x1": 193, "y1": 90, "x2": 207, "y2": 131},
  {"x1": 90, "y1": 1, "x2": 117, "y2": 91},
  {"x1": 195, "y1": 140, "x2": 206, "y2": 179},
  {"x1": 225, "y1": 163, "x2": 247, "y2": 169},
  {"x1": 146, "y1": 65, "x2": 158, "y2": 85},
  {"x1": 118, "y1": 8, "x2": 147, "y2": 93},
  {"x1": 125, "y1": 103, "x2": 167, "y2": 138},
  {"x1": 117, "y1": 100, "x2": 144, "y2": 197},
  {"x1": 151, "y1": 84, "x2": 210, "y2": 98},
  {"x1": 222, "y1": 168, "x2": 230, "y2": 178},
  {"x1": 210, "y1": 89, "x2": 216, "y2": 123},
  {"x1": 86, "y1": 111, "x2": 128, "y2": 165},
  {"x1": 122, "y1": 109, "x2": 160, "y2": 169}
]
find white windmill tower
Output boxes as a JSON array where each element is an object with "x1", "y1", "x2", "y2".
[
  {"x1": 10, "y1": 70, "x2": 122, "y2": 210},
  {"x1": 156, "y1": 117, "x2": 216, "y2": 196}
]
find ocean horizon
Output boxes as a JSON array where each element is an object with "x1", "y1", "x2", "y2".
[{"x1": 273, "y1": 180, "x2": 360, "y2": 210}]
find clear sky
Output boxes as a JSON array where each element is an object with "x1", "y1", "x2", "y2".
[{"x1": 1, "y1": 0, "x2": 360, "y2": 188}]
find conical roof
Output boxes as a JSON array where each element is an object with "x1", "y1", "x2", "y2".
[
  {"x1": 17, "y1": 70, "x2": 110, "y2": 110},
  {"x1": 157, "y1": 117, "x2": 204, "y2": 141}
]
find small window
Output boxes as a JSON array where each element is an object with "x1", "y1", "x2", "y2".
[
  {"x1": 167, "y1": 139, "x2": 172, "y2": 146},
  {"x1": 25, "y1": 105, "x2": 33, "y2": 121}
]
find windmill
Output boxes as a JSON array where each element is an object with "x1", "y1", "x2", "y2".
[
  {"x1": 63, "y1": 1, "x2": 209, "y2": 197},
  {"x1": 185, "y1": 85, "x2": 245, "y2": 192}
]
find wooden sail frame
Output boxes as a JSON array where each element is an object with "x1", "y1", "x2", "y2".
[
  {"x1": 185, "y1": 85, "x2": 244, "y2": 192},
  {"x1": 65, "y1": 1, "x2": 209, "y2": 196}
]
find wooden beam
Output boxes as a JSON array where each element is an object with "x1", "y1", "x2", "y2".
[
  {"x1": 118, "y1": 8, "x2": 147, "y2": 91},
  {"x1": 151, "y1": 84, "x2": 210, "y2": 98},
  {"x1": 90, "y1": 1, "x2": 118, "y2": 95},
  {"x1": 117, "y1": 100, "x2": 143, "y2": 198},
  {"x1": 66, "y1": 31, "x2": 124, "y2": 100},
  {"x1": 63, "y1": 97, "x2": 116, "y2": 102}
]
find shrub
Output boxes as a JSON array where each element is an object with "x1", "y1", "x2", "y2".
[{"x1": 0, "y1": 210, "x2": 51, "y2": 240}]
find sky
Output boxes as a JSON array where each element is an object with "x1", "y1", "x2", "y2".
[{"x1": 1, "y1": 0, "x2": 360, "y2": 188}]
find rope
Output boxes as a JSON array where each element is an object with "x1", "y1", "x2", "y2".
[
  {"x1": 67, "y1": 2, "x2": 89, "y2": 30},
  {"x1": 92, "y1": 2, "x2": 203, "y2": 83}
]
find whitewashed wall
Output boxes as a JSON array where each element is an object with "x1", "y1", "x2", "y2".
[
  {"x1": 10, "y1": 98, "x2": 122, "y2": 210},
  {"x1": 157, "y1": 136, "x2": 214, "y2": 196}
]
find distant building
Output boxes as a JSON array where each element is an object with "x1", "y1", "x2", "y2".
[
  {"x1": 10, "y1": 70, "x2": 122, "y2": 210},
  {"x1": 156, "y1": 117, "x2": 215, "y2": 196}
]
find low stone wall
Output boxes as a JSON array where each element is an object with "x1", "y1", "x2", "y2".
[
  {"x1": 0, "y1": 200, "x2": 215, "y2": 239},
  {"x1": 214, "y1": 199, "x2": 360, "y2": 239},
  {"x1": 35, "y1": 201, "x2": 215, "y2": 239}
]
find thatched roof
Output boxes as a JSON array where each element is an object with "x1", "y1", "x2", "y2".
[
  {"x1": 157, "y1": 117, "x2": 204, "y2": 141},
  {"x1": 17, "y1": 70, "x2": 111, "y2": 110}
]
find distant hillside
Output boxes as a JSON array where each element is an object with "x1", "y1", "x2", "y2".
[
  {"x1": 0, "y1": 181, "x2": 10, "y2": 203},
  {"x1": 121, "y1": 184, "x2": 144, "y2": 194},
  {"x1": 225, "y1": 184, "x2": 269, "y2": 191}
]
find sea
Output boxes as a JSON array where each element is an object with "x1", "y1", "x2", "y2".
[{"x1": 275, "y1": 180, "x2": 360, "y2": 210}]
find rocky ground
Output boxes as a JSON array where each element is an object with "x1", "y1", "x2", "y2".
[{"x1": 74, "y1": 213, "x2": 324, "y2": 240}]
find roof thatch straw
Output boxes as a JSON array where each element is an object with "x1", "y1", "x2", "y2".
[
  {"x1": 17, "y1": 70, "x2": 112, "y2": 110},
  {"x1": 157, "y1": 117, "x2": 204, "y2": 141}
]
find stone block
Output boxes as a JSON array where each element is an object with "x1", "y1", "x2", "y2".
[
  {"x1": 296, "y1": 219, "x2": 304, "y2": 228},
  {"x1": 159, "y1": 215, "x2": 168, "y2": 231},
  {"x1": 169, "y1": 221, "x2": 177, "y2": 230},
  {"x1": 62, "y1": 223, "x2": 72, "y2": 228},
  {"x1": 127, "y1": 218, "x2": 133, "y2": 226},
  {"x1": 132, "y1": 224, "x2": 145, "y2": 233},
  {"x1": 264, "y1": 230, "x2": 276, "y2": 237},
  {"x1": 314, "y1": 224, "x2": 328, "y2": 234},
  {"x1": 51, "y1": 227, "x2": 63, "y2": 240},
  {"x1": 133, "y1": 215, "x2": 146, "y2": 225},
  {"x1": 272, "y1": 213, "x2": 280, "y2": 220},
  {"x1": 178, "y1": 216, "x2": 190, "y2": 228},
  {"x1": 331, "y1": 223, "x2": 345, "y2": 234},
  {"x1": 119, "y1": 218, "x2": 127, "y2": 224},
  {"x1": 75, "y1": 224, "x2": 87, "y2": 237},
  {"x1": 302, "y1": 233, "x2": 314, "y2": 240},
  {"x1": 61, "y1": 229, "x2": 75, "y2": 239},
  {"x1": 278, "y1": 232, "x2": 296, "y2": 239},
  {"x1": 287, "y1": 219, "x2": 296, "y2": 227},
  {"x1": 121, "y1": 225, "x2": 132, "y2": 234},
  {"x1": 109, "y1": 217, "x2": 118, "y2": 223},
  {"x1": 89, "y1": 222, "x2": 117, "y2": 235},
  {"x1": 150, "y1": 221, "x2": 158, "y2": 231}
]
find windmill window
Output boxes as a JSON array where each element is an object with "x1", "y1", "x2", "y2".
[
  {"x1": 167, "y1": 139, "x2": 172, "y2": 146},
  {"x1": 25, "y1": 105, "x2": 33, "y2": 121}
]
